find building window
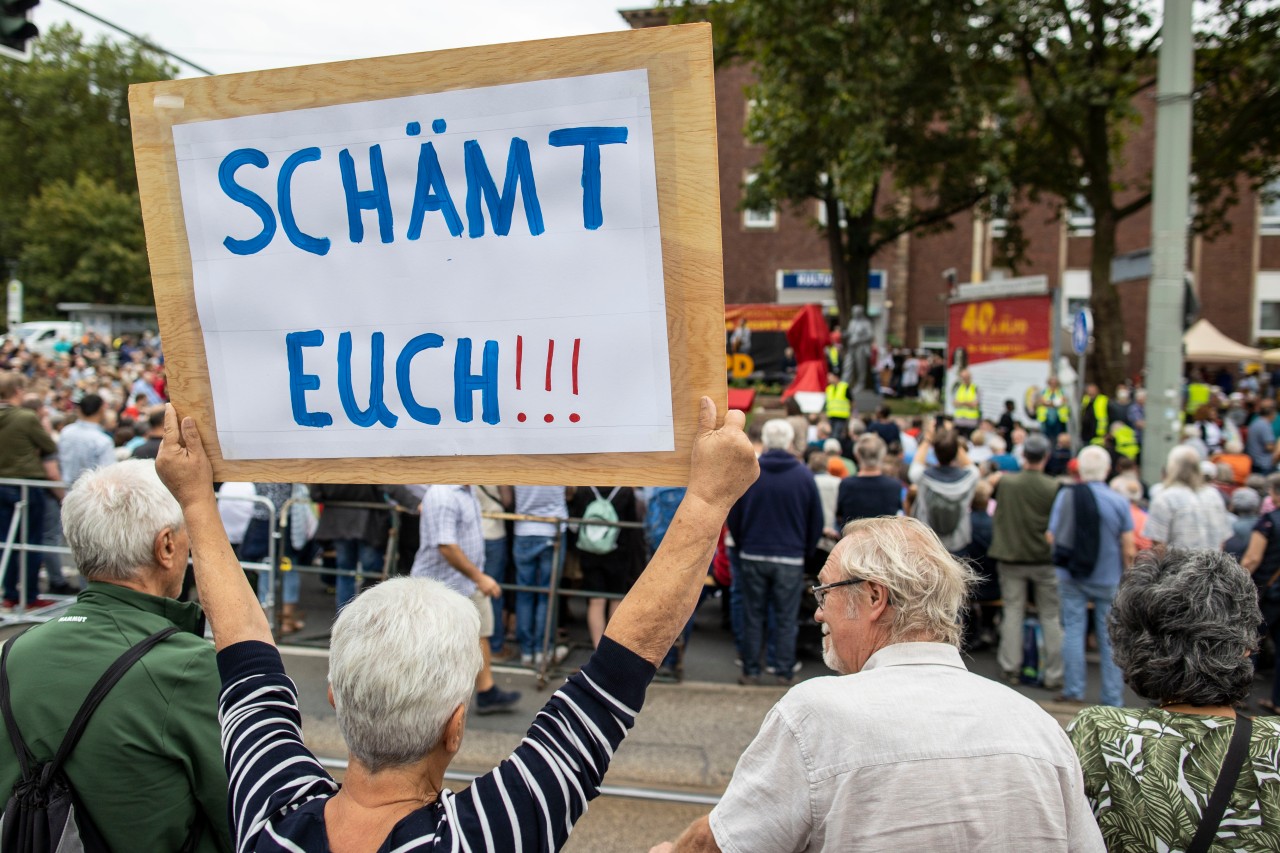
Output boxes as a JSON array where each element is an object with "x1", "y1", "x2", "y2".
[
  {"x1": 1067, "y1": 193, "x2": 1094, "y2": 236},
  {"x1": 920, "y1": 324, "x2": 946, "y2": 350},
  {"x1": 1262, "y1": 179, "x2": 1280, "y2": 235},
  {"x1": 1260, "y1": 302, "x2": 1280, "y2": 333},
  {"x1": 989, "y1": 193, "x2": 1009, "y2": 240},
  {"x1": 743, "y1": 172, "x2": 777, "y2": 230},
  {"x1": 1257, "y1": 272, "x2": 1280, "y2": 338}
]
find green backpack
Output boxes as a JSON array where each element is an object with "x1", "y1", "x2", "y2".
[{"x1": 577, "y1": 487, "x2": 622, "y2": 555}]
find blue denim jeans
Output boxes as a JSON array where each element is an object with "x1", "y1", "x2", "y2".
[
  {"x1": 41, "y1": 492, "x2": 66, "y2": 588},
  {"x1": 738, "y1": 557, "x2": 804, "y2": 678},
  {"x1": 333, "y1": 539, "x2": 383, "y2": 610},
  {"x1": 1059, "y1": 575, "x2": 1123, "y2": 706},
  {"x1": 0, "y1": 484, "x2": 45, "y2": 603},
  {"x1": 484, "y1": 536, "x2": 508, "y2": 652},
  {"x1": 514, "y1": 535, "x2": 561, "y2": 657}
]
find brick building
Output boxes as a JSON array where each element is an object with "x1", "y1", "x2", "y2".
[{"x1": 622, "y1": 9, "x2": 1280, "y2": 376}]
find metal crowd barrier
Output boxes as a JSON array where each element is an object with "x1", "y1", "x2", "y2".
[
  {"x1": 275, "y1": 499, "x2": 649, "y2": 687},
  {"x1": 0, "y1": 477, "x2": 74, "y2": 623},
  {"x1": 271, "y1": 497, "x2": 405, "y2": 636}
]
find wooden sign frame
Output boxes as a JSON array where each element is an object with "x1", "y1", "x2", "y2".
[{"x1": 130, "y1": 24, "x2": 724, "y2": 485}]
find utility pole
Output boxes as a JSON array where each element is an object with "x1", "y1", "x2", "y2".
[{"x1": 1141, "y1": 0, "x2": 1193, "y2": 485}]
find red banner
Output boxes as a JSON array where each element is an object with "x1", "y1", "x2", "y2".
[{"x1": 948, "y1": 295, "x2": 1052, "y2": 366}]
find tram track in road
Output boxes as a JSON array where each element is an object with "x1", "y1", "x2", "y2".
[{"x1": 314, "y1": 754, "x2": 720, "y2": 807}]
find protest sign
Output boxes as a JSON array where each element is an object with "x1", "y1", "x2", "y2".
[{"x1": 130, "y1": 24, "x2": 723, "y2": 484}]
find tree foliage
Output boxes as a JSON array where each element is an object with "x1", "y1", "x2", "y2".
[
  {"x1": 673, "y1": 0, "x2": 1009, "y2": 325},
  {"x1": 0, "y1": 24, "x2": 174, "y2": 317},
  {"x1": 19, "y1": 174, "x2": 152, "y2": 314},
  {"x1": 984, "y1": 0, "x2": 1280, "y2": 391}
]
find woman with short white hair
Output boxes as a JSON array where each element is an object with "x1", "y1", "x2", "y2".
[
  {"x1": 155, "y1": 400, "x2": 758, "y2": 852},
  {"x1": 1144, "y1": 445, "x2": 1233, "y2": 550}
]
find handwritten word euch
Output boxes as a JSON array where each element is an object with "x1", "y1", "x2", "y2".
[
  {"x1": 288, "y1": 330, "x2": 499, "y2": 429},
  {"x1": 220, "y1": 119, "x2": 629, "y2": 256}
]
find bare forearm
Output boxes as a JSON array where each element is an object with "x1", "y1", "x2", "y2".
[
  {"x1": 672, "y1": 815, "x2": 721, "y2": 853},
  {"x1": 184, "y1": 496, "x2": 273, "y2": 650},
  {"x1": 438, "y1": 543, "x2": 484, "y2": 584},
  {"x1": 605, "y1": 494, "x2": 725, "y2": 665}
]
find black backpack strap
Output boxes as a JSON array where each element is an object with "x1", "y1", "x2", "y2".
[
  {"x1": 45, "y1": 626, "x2": 181, "y2": 779},
  {"x1": 0, "y1": 631, "x2": 36, "y2": 780},
  {"x1": 1187, "y1": 714, "x2": 1253, "y2": 853}
]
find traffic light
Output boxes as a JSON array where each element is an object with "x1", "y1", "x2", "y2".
[{"x1": 0, "y1": 0, "x2": 38, "y2": 62}]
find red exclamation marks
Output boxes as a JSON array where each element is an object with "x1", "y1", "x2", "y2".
[
  {"x1": 569, "y1": 338, "x2": 581, "y2": 422},
  {"x1": 543, "y1": 340, "x2": 555, "y2": 421},
  {"x1": 515, "y1": 335, "x2": 523, "y2": 390},
  {"x1": 514, "y1": 337, "x2": 582, "y2": 424}
]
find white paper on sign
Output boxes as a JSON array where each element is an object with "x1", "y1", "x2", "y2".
[{"x1": 171, "y1": 70, "x2": 673, "y2": 460}]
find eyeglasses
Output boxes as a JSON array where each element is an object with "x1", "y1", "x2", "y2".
[{"x1": 811, "y1": 577, "x2": 866, "y2": 611}]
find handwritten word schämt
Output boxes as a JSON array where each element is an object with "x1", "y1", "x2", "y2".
[{"x1": 219, "y1": 120, "x2": 629, "y2": 257}]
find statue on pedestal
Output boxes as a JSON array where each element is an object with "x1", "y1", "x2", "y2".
[{"x1": 842, "y1": 306, "x2": 874, "y2": 393}]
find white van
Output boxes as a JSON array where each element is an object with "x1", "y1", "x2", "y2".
[{"x1": 9, "y1": 321, "x2": 84, "y2": 358}]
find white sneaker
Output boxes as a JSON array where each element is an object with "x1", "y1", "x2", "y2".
[
  {"x1": 533, "y1": 645, "x2": 570, "y2": 666},
  {"x1": 520, "y1": 653, "x2": 534, "y2": 667}
]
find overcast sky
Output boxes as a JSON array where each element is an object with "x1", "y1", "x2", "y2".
[{"x1": 34, "y1": 1, "x2": 638, "y2": 76}]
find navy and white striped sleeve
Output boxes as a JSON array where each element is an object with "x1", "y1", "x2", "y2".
[
  {"x1": 217, "y1": 640, "x2": 339, "y2": 853},
  {"x1": 446, "y1": 636, "x2": 656, "y2": 852}
]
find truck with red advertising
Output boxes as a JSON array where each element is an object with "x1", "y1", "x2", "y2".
[{"x1": 946, "y1": 276, "x2": 1059, "y2": 426}]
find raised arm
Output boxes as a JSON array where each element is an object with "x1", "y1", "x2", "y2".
[
  {"x1": 155, "y1": 405, "x2": 273, "y2": 650},
  {"x1": 605, "y1": 397, "x2": 757, "y2": 665}
]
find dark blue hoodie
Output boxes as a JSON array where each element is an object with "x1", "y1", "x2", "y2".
[{"x1": 727, "y1": 449, "x2": 824, "y2": 559}]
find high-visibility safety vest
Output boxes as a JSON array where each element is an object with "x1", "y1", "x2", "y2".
[
  {"x1": 954, "y1": 384, "x2": 980, "y2": 423},
  {"x1": 1088, "y1": 394, "x2": 1110, "y2": 445},
  {"x1": 826, "y1": 382, "x2": 851, "y2": 419},
  {"x1": 1186, "y1": 382, "x2": 1211, "y2": 416},
  {"x1": 1112, "y1": 422, "x2": 1139, "y2": 459},
  {"x1": 1036, "y1": 389, "x2": 1069, "y2": 425},
  {"x1": 826, "y1": 345, "x2": 841, "y2": 373}
]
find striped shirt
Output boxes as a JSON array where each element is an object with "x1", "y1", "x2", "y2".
[{"x1": 217, "y1": 637, "x2": 653, "y2": 852}]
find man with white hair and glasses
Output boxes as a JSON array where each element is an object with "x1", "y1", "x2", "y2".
[
  {"x1": 154, "y1": 399, "x2": 758, "y2": 852},
  {"x1": 0, "y1": 459, "x2": 232, "y2": 852},
  {"x1": 653, "y1": 516, "x2": 1103, "y2": 852}
]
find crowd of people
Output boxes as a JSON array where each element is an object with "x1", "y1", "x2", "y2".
[{"x1": 2, "y1": 322, "x2": 1279, "y2": 850}]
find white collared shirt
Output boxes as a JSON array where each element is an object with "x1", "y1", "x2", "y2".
[{"x1": 710, "y1": 642, "x2": 1105, "y2": 852}]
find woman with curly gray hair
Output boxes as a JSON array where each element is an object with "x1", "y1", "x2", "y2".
[{"x1": 1067, "y1": 549, "x2": 1280, "y2": 852}]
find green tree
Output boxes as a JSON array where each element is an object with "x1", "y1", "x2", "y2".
[
  {"x1": 19, "y1": 173, "x2": 152, "y2": 313},
  {"x1": 987, "y1": 0, "x2": 1280, "y2": 391},
  {"x1": 0, "y1": 24, "x2": 174, "y2": 315},
  {"x1": 673, "y1": 0, "x2": 1009, "y2": 326}
]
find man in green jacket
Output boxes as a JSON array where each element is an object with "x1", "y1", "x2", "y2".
[
  {"x1": 0, "y1": 459, "x2": 232, "y2": 852},
  {"x1": 988, "y1": 433, "x2": 1064, "y2": 689}
]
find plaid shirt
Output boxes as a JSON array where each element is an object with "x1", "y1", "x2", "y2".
[{"x1": 411, "y1": 485, "x2": 483, "y2": 596}]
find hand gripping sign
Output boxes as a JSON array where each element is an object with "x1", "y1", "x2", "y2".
[{"x1": 130, "y1": 25, "x2": 724, "y2": 484}]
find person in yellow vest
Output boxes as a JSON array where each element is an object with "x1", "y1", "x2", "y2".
[
  {"x1": 953, "y1": 368, "x2": 980, "y2": 437},
  {"x1": 825, "y1": 333, "x2": 842, "y2": 376},
  {"x1": 1080, "y1": 383, "x2": 1110, "y2": 446},
  {"x1": 1110, "y1": 420, "x2": 1139, "y2": 461},
  {"x1": 1035, "y1": 375, "x2": 1070, "y2": 443},
  {"x1": 1185, "y1": 369, "x2": 1212, "y2": 418},
  {"x1": 825, "y1": 372, "x2": 852, "y2": 440}
]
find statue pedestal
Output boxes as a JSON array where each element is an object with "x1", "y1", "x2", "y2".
[{"x1": 853, "y1": 390, "x2": 882, "y2": 416}]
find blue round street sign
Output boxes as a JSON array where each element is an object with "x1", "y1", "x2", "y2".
[{"x1": 1072, "y1": 309, "x2": 1092, "y2": 356}]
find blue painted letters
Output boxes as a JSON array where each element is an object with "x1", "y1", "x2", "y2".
[
  {"x1": 219, "y1": 148, "x2": 276, "y2": 255},
  {"x1": 339, "y1": 144, "x2": 395, "y2": 244},
  {"x1": 286, "y1": 330, "x2": 332, "y2": 428},
  {"x1": 548, "y1": 127, "x2": 628, "y2": 230},
  {"x1": 277, "y1": 147, "x2": 331, "y2": 256},
  {"x1": 464, "y1": 138, "x2": 545, "y2": 238}
]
